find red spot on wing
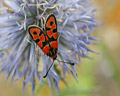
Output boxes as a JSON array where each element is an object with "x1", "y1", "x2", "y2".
[
  {"x1": 30, "y1": 28, "x2": 40, "y2": 35},
  {"x1": 42, "y1": 45, "x2": 50, "y2": 55},
  {"x1": 51, "y1": 41, "x2": 58, "y2": 49},
  {"x1": 46, "y1": 36, "x2": 49, "y2": 41},
  {"x1": 53, "y1": 33, "x2": 57, "y2": 39},
  {"x1": 33, "y1": 35, "x2": 39, "y2": 40},
  {"x1": 50, "y1": 17, "x2": 54, "y2": 22},
  {"x1": 37, "y1": 41, "x2": 43, "y2": 48},
  {"x1": 40, "y1": 34, "x2": 45, "y2": 42},
  {"x1": 47, "y1": 31, "x2": 53, "y2": 37},
  {"x1": 46, "y1": 17, "x2": 54, "y2": 27},
  {"x1": 51, "y1": 24, "x2": 56, "y2": 30}
]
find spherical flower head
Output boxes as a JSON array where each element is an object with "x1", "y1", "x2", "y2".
[{"x1": 0, "y1": 0, "x2": 99, "y2": 93}]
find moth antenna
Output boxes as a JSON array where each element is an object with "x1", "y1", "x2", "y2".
[
  {"x1": 56, "y1": 59, "x2": 74, "y2": 65},
  {"x1": 43, "y1": 60, "x2": 55, "y2": 78}
]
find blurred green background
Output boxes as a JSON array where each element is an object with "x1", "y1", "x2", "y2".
[{"x1": 0, "y1": 0, "x2": 120, "y2": 96}]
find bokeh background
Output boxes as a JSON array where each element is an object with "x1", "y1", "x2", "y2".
[{"x1": 0, "y1": 0, "x2": 120, "y2": 96}]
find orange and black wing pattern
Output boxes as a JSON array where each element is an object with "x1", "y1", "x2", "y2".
[
  {"x1": 45, "y1": 14, "x2": 58, "y2": 60},
  {"x1": 28, "y1": 25, "x2": 50, "y2": 55},
  {"x1": 28, "y1": 14, "x2": 58, "y2": 60}
]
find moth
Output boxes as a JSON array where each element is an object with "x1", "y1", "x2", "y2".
[{"x1": 28, "y1": 14, "x2": 74, "y2": 78}]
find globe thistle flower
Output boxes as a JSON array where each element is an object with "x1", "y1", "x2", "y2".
[{"x1": 0, "y1": 0, "x2": 98, "y2": 94}]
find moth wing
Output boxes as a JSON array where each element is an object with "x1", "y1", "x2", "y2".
[
  {"x1": 45, "y1": 14, "x2": 58, "y2": 53},
  {"x1": 28, "y1": 25, "x2": 48, "y2": 54}
]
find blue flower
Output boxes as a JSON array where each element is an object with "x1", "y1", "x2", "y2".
[{"x1": 0, "y1": 0, "x2": 99, "y2": 94}]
